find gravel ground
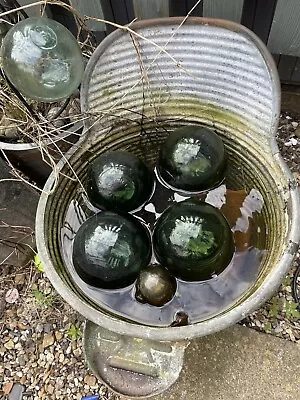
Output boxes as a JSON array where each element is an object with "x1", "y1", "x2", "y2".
[
  {"x1": 0, "y1": 113, "x2": 300, "y2": 399},
  {"x1": 0, "y1": 268, "x2": 116, "y2": 400}
]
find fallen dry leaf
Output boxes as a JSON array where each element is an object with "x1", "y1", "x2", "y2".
[
  {"x1": 5, "y1": 288, "x2": 19, "y2": 304},
  {"x1": 3, "y1": 381, "x2": 13, "y2": 395}
]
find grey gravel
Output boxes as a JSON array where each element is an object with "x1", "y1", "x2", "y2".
[{"x1": 0, "y1": 273, "x2": 117, "y2": 400}]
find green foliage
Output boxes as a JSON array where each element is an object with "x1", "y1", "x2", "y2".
[
  {"x1": 263, "y1": 322, "x2": 272, "y2": 333},
  {"x1": 283, "y1": 276, "x2": 291, "y2": 287},
  {"x1": 268, "y1": 297, "x2": 279, "y2": 318},
  {"x1": 268, "y1": 295, "x2": 300, "y2": 321},
  {"x1": 32, "y1": 288, "x2": 53, "y2": 308},
  {"x1": 34, "y1": 254, "x2": 44, "y2": 273},
  {"x1": 66, "y1": 324, "x2": 82, "y2": 341},
  {"x1": 285, "y1": 301, "x2": 300, "y2": 320}
]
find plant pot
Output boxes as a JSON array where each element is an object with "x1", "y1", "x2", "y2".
[
  {"x1": 0, "y1": 158, "x2": 38, "y2": 266},
  {"x1": 35, "y1": 18, "x2": 300, "y2": 397},
  {"x1": 0, "y1": 121, "x2": 82, "y2": 186}
]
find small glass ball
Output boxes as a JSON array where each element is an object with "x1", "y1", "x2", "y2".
[
  {"x1": 87, "y1": 151, "x2": 155, "y2": 212},
  {"x1": 72, "y1": 211, "x2": 152, "y2": 289},
  {"x1": 153, "y1": 199, "x2": 234, "y2": 281},
  {"x1": 1, "y1": 17, "x2": 84, "y2": 102},
  {"x1": 135, "y1": 264, "x2": 177, "y2": 307},
  {"x1": 158, "y1": 126, "x2": 226, "y2": 192}
]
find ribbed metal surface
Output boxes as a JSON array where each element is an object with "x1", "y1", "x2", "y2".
[{"x1": 81, "y1": 18, "x2": 280, "y2": 151}]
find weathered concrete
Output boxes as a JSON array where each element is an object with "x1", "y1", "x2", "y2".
[
  {"x1": 141, "y1": 325, "x2": 300, "y2": 400},
  {"x1": 0, "y1": 158, "x2": 38, "y2": 266}
]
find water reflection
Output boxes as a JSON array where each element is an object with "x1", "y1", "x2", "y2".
[{"x1": 60, "y1": 179, "x2": 266, "y2": 327}]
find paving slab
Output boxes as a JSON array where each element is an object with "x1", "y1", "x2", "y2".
[
  {"x1": 0, "y1": 158, "x2": 38, "y2": 266},
  {"x1": 148, "y1": 325, "x2": 300, "y2": 400}
]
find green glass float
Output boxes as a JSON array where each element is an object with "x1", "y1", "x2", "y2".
[
  {"x1": 87, "y1": 151, "x2": 155, "y2": 212},
  {"x1": 135, "y1": 264, "x2": 177, "y2": 307},
  {"x1": 72, "y1": 212, "x2": 151, "y2": 289},
  {"x1": 1, "y1": 17, "x2": 84, "y2": 102},
  {"x1": 153, "y1": 199, "x2": 234, "y2": 281},
  {"x1": 157, "y1": 126, "x2": 226, "y2": 192}
]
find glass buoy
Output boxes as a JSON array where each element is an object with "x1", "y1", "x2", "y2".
[
  {"x1": 1, "y1": 17, "x2": 84, "y2": 102},
  {"x1": 87, "y1": 151, "x2": 155, "y2": 212},
  {"x1": 153, "y1": 199, "x2": 234, "y2": 281},
  {"x1": 157, "y1": 126, "x2": 226, "y2": 192},
  {"x1": 135, "y1": 264, "x2": 177, "y2": 307},
  {"x1": 72, "y1": 211, "x2": 152, "y2": 289}
]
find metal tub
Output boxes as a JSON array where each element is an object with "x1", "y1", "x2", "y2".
[{"x1": 36, "y1": 17, "x2": 300, "y2": 397}]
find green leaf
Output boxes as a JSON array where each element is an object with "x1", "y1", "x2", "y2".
[
  {"x1": 34, "y1": 254, "x2": 44, "y2": 273},
  {"x1": 32, "y1": 288, "x2": 52, "y2": 308},
  {"x1": 32, "y1": 288, "x2": 43, "y2": 302},
  {"x1": 285, "y1": 301, "x2": 300, "y2": 320},
  {"x1": 66, "y1": 324, "x2": 82, "y2": 341},
  {"x1": 268, "y1": 297, "x2": 279, "y2": 318},
  {"x1": 283, "y1": 276, "x2": 291, "y2": 287},
  {"x1": 263, "y1": 322, "x2": 272, "y2": 333}
]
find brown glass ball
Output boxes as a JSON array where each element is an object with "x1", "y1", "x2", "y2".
[{"x1": 135, "y1": 264, "x2": 177, "y2": 307}]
